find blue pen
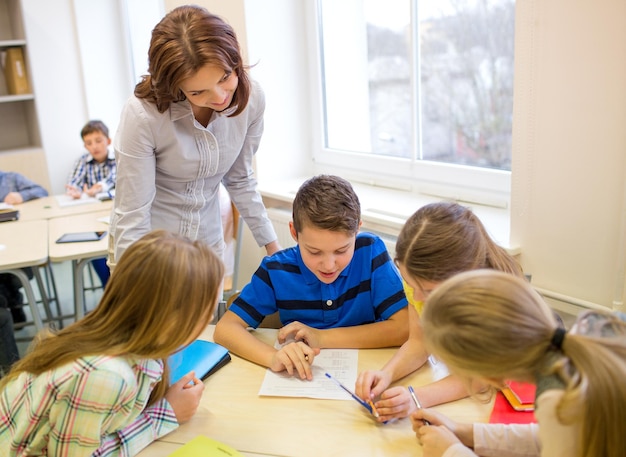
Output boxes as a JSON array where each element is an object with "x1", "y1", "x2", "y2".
[
  {"x1": 324, "y1": 372, "x2": 375, "y2": 416},
  {"x1": 408, "y1": 385, "x2": 430, "y2": 425}
]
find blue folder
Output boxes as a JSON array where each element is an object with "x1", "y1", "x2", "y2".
[{"x1": 168, "y1": 340, "x2": 231, "y2": 385}]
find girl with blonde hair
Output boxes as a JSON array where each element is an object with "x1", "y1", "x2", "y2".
[
  {"x1": 413, "y1": 269, "x2": 626, "y2": 457},
  {"x1": 356, "y1": 201, "x2": 524, "y2": 421},
  {"x1": 0, "y1": 230, "x2": 224, "y2": 455}
]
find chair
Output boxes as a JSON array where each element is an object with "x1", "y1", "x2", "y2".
[
  {"x1": 221, "y1": 291, "x2": 282, "y2": 329},
  {"x1": 215, "y1": 200, "x2": 243, "y2": 322}
]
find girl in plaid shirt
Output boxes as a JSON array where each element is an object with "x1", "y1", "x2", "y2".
[{"x1": 0, "y1": 230, "x2": 224, "y2": 456}]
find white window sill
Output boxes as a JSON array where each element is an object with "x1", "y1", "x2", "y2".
[{"x1": 259, "y1": 176, "x2": 519, "y2": 256}]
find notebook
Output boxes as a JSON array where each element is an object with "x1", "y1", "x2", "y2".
[
  {"x1": 168, "y1": 435, "x2": 243, "y2": 456},
  {"x1": 501, "y1": 380, "x2": 536, "y2": 411},
  {"x1": 490, "y1": 391, "x2": 537, "y2": 424},
  {"x1": 0, "y1": 208, "x2": 19, "y2": 223},
  {"x1": 168, "y1": 340, "x2": 231, "y2": 385}
]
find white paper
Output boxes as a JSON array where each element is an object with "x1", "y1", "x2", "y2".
[
  {"x1": 55, "y1": 194, "x2": 99, "y2": 207},
  {"x1": 0, "y1": 203, "x2": 14, "y2": 210},
  {"x1": 258, "y1": 346, "x2": 359, "y2": 401}
]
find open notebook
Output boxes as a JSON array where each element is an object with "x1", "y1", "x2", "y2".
[{"x1": 168, "y1": 340, "x2": 231, "y2": 385}]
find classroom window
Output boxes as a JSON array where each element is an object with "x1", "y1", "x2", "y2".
[{"x1": 311, "y1": 0, "x2": 515, "y2": 201}]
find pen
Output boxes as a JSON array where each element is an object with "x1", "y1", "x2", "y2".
[
  {"x1": 325, "y1": 372, "x2": 374, "y2": 416},
  {"x1": 408, "y1": 386, "x2": 430, "y2": 425}
]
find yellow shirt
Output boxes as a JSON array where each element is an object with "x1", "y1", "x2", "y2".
[{"x1": 403, "y1": 280, "x2": 424, "y2": 315}]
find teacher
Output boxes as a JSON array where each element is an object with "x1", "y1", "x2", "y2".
[{"x1": 109, "y1": 5, "x2": 280, "y2": 269}]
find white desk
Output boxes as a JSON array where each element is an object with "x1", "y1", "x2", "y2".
[
  {"x1": 48, "y1": 211, "x2": 110, "y2": 319},
  {"x1": 0, "y1": 219, "x2": 49, "y2": 329},
  {"x1": 138, "y1": 327, "x2": 493, "y2": 457},
  {"x1": 16, "y1": 195, "x2": 112, "y2": 221}
]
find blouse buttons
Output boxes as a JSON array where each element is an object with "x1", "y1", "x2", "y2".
[{"x1": 326, "y1": 299, "x2": 333, "y2": 307}]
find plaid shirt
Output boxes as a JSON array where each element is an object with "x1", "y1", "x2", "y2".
[
  {"x1": 67, "y1": 152, "x2": 117, "y2": 193},
  {"x1": 0, "y1": 356, "x2": 178, "y2": 456}
]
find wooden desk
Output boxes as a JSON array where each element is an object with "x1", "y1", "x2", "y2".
[
  {"x1": 48, "y1": 211, "x2": 110, "y2": 320},
  {"x1": 139, "y1": 327, "x2": 493, "y2": 457},
  {"x1": 16, "y1": 195, "x2": 112, "y2": 221},
  {"x1": 0, "y1": 219, "x2": 49, "y2": 329}
]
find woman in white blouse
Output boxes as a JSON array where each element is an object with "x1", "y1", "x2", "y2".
[{"x1": 109, "y1": 5, "x2": 280, "y2": 269}]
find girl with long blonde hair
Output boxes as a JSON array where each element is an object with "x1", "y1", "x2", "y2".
[
  {"x1": 0, "y1": 230, "x2": 224, "y2": 455},
  {"x1": 413, "y1": 269, "x2": 626, "y2": 457}
]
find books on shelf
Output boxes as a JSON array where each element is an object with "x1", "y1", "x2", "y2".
[{"x1": 3, "y1": 47, "x2": 30, "y2": 95}]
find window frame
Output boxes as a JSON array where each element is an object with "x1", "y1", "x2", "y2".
[{"x1": 305, "y1": 0, "x2": 512, "y2": 207}]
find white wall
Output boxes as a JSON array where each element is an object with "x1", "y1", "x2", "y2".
[
  {"x1": 21, "y1": 0, "x2": 89, "y2": 194},
  {"x1": 510, "y1": 0, "x2": 626, "y2": 311}
]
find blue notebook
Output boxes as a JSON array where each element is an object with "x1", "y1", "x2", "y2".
[{"x1": 168, "y1": 340, "x2": 231, "y2": 385}]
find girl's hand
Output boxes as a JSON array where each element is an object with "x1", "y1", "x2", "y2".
[
  {"x1": 355, "y1": 369, "x2": 392, "y2": 401},
  {"x1": 411, "y1": 408, "x2": 475, "y2": 450},
  {"x1": 165, "y1": 371, "x2": 205, "y2": 424},
  {"x1": 270, "y1": 341, "x2": 320, "y2": 380},
  {"x1": 372, "y1": 385, "x2": 414, "y2": 422},
  {"x1": 416, "y1": 424, "x2": 463, "y2": 457}
]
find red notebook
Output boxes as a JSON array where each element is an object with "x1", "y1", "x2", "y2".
[
  {"x1": 501, "y1": 381, "x2": 536, "y2": 411},
  {"x1": 490, "y1": 391, "x2": 537, "y2": 424}
]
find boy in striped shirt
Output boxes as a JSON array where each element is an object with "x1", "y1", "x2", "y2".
[{"x1": 215, "y1": 175, "x2": 408, "y2": 380}]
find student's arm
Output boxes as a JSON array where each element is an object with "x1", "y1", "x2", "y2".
[
  {"x1": 278, "y1": 306, "x2": 409, "y2": 349},
  {"x1": 10, "y1": 172, "x2": 48, "y2": 202},
  {"x1": 355, "y1": 304, "x2": 429, "y2": 399},
  {"x1": 373, "y1": 375, "x2": 481, "y2": 423},
  {"x1": 214, "y1": 311, "x2": 319, "y2": 380},
  {"x1": 109, "y1": 98, "x2": 157, "y2": 265},
  {"x1": 66, "y1": 156, "x2": 87, "y2": 193}
]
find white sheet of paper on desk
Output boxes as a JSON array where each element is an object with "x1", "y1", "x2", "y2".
[
  {"x1": 0, "y1": 203, "x2": 14, "y2": 210},
  {"x1": 258, "y1": 345, "x2": 359, "y2": 400},
  {"x1": 55, "y1": 194, "x2": 99, "y2": 207}
]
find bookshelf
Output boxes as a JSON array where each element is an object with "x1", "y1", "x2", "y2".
[{"x1": 0, "y1": 0, "x2": 42, "y2": 155}]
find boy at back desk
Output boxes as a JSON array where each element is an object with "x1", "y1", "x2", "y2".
[
  {"x1": 65, "y1": 119, "x2": 116, "y2": 287},
  {"x1": 214, "y1": 175, "x2": 408, "y2": 380},
  {"x1": 65, "y1": 119, "x2": 116, "y2": 200}
]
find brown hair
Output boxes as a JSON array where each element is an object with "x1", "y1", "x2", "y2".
[
  {"x1": 395, "y1": 201, "x2": 522, "y2": 281},
  {"x1": 423, "y1": 270, "x2": 626, "y2": 457},
  {"x1": 292, "y1": 175, "x2": 361, "y2": 235},
  {"x1": 1, "y1": 230, "x2": 224, "y2": 404},
  {"x1": 135, "y1": 5, "x2": 250, "y2": 115},
  {"x1": 80, "y1": 119, "x2": 109, "y2": 139}
]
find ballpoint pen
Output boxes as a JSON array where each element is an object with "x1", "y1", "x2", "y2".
[
  {"x1": 325, "y1": 372, "x2": 379, "y2": 418},
  {"x1": 408, "y1": 386, "x2": 430, "y2": 425}
]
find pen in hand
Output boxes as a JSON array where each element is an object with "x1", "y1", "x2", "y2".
[
  {"x1": 408, "y1": 386, "x2": 430, "y2": 425},
  {"x1": 325, "y1": 372, "x2": 378, "y2": 417}
]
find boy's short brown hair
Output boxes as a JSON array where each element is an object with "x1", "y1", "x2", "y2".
[
  {"x1": 80, "y1": 120, "x2": 109, "y2": 139},
  {"x1": 292, "y1": 175, "x2": 361, "y2": 235}
]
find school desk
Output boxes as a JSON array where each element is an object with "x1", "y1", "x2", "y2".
[
  {"x1": 14, "y1": 194, "x2": 112, "y2": 221},
  {"x1": 137, "y1": 326, "x2": 493, "y2": 457},
  {"x1": 0, "y1": 219, "x2": 49, "y2": 329},
  {"x1": 47, "y1": 210, "x2": 110, "y2": 320}
]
